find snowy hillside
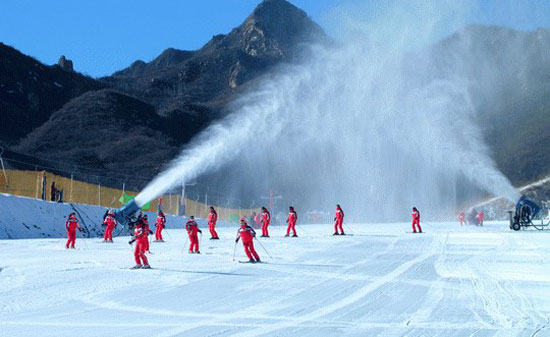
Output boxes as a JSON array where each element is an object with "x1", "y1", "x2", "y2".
[
  {"x1": 0, "y1": 193, "x2": 196, "y2": 239},
  {"x1": 1, "y1": 222, "x2": 549, "y2": 336}
]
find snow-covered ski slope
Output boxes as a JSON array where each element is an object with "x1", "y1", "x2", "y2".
[{"x1": 1, "y1": 223, "x2": 549, "y2": 337}]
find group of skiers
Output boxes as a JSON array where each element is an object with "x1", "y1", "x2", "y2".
[
  {"x1": 64, "y1": 204, "x2": 428, "y2": 268},
  {"x1": 457, "y1": 209, "x2": 484, "y2": 226}
]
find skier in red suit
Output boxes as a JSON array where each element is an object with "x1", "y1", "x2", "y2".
[
  {"x1": 65, "y1": 212, "x2": 82, "y2": 249},
  {"x1": 141, "y1": 214, "x2": 152, "y2": 253},
  {"x1": 458, "y1": 212, "x2": 465, "y2": 226},
  {"x1": 155, "y1": 211, "x2": 166, "y2": 242},
  {"x1": 129, "y1": 222, "x2": 150, "y2": 269},
  {"x1": 285, "y1": 206, "x2": 298, "y2": 237},
  {"x1": 412, "y1": 207, "x2": 422, "y2": 233},
  {"x1": 103, "y1": 211, "x2": 116, "y2": 242},
  {"x1": 208, "y1": 206, "x2": 219, "y2": 240},
  {"x1": 236, "y1": 218, "x2": 260, "y2": 263},
  {"x1": 476, "y1": 210, "x2": 484, "y2": 226},
  {"x1": 333, "y1": 204, "x2": 345, "y2": 235},
  {"x1": 185, "y1": 216, "x2": 202, "y2": 254},
  {"x1": 260, "y1": 207, "x2": 271, "y2": 237}
]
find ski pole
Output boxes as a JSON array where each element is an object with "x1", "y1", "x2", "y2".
[
  {"x1": 254, "y1": 237, "x2": 272, "y2": 259},
  {"x1": 164, "y1": 227, "x2": 173, "y2": 241},
  {"x1": 343, "y1": 223, "x2": 355, "y2": 234},
  {"x1": 80, "y1": 230, "x2": 89, "y2": 249}
]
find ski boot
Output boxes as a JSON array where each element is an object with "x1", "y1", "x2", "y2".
[
  {"x1": 131, "y1": 264, "x2": 142, "y2": 269},
  {"x1": 292, "y1": 234, "x2": 298, "y2": 237},
  {"x1": 142, "y1": 265, "x2": 151, "y2": 269},
  {"x1": 249, "y1": 259, "x2": 256, "y2": 263},
  {"x1": 332, "y1": 232, "x2": 339, "y2": 236}
]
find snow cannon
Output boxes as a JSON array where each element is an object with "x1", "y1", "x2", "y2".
[
  {"x1": 509, "y1": 195, "x2": 543, "y2": 231},
  {"x1": 114, "y1": 199, "x2": 141, "y2": 226}
]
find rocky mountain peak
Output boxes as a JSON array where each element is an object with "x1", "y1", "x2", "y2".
[
  {"x1": 239, "y1": 0, "x2": 325, "y2": 59},
  {"x1": 57, "y1": 55, "x2": 74, "y2": 72}
]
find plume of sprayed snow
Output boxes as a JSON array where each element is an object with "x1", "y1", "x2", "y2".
[{"x1": 136, "y1": 0, "x2": 522, "y2": 219}]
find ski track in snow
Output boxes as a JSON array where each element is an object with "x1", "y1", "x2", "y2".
[{"x1": 0, "y1": 222, "x2": 549, "y2": 337}]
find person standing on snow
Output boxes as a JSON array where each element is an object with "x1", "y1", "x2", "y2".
[
  {"x1": 141, "y1": 214, "x2": 152, "y2": 253},
  {"x1": 260, "y1": 207, "x2": 271, "y2": 237},
  {"x1": 65, "y1": 212, "x2": 82, "y2": 249},
  {"x1": 333, "y1": 204, "x2": 345, "y2": 235},
  {"x1": 236, "y1": 218, "x2": 261, "y2": 263},
  {"x1": 468, "y1": 209, "x2": 477, "y2": 226},
  {"x1": 208, "y1": 206, "x2": 219, "y2": 240},
  {"x1": 129, "y1": 221, "x2": 150, "y2": 269},
  {"x1": 154, "y1": 211, "x2": 166, "y2": 242},
  {"x1": 185, "y1": 216, "x2": 202, "y2": 254},
  {"x1": 458, "y1": 212, "x2": 465, "y2": 226},
  {"x1": 476, "y1": 210, "x2": 484, "y2": 226},
  {"x1": 103, "y1": 210, "x2": 117, "y2": 242},
  {"x1": 285, "y1": 206, "x2": 298, "y2": 237},
  {"x1": 411, "y1": 207, "x2": 422, "y2": 233}
]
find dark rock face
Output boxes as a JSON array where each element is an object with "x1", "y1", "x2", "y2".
[
  {"x1": 15, "y1": 89, "x2": 178, "y2": 181},
  {"x1": 57, "y1": 55, "x2": 74, "y2": 72},
  {"x1": 102, "y1": 0, "x2": 325, "y2": 118},
  {"x1": 0, "y1": 43, "x2": 104, "y2": 144}
]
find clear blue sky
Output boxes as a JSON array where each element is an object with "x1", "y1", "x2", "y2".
[{"x1": 1, "y1": 0, "x2": 548, "y2": 78}]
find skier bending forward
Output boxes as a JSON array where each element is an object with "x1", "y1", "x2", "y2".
[
  {"x1": 236, "y1": 218, "x2": 261, "y2": 263},
  {"x1": 129, "y1": 221, "x2": 150, "y2": 269}
]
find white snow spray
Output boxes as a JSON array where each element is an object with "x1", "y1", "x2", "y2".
[{"x1": 136, "y1": 0, "x2": 523, "y2": 220}]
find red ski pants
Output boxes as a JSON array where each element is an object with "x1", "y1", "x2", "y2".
[
  {"x1": 134, "y1": 242, "x2": 148, "y2": 265},
  {"x1": 66, "y1": 230, "x2": 76, "y2": 248},
  {"x1": 143, "y1": 236, "x2": 150, "y2": 252},
  {"x1": 334, "y1": 220, "x2": 344, "y2": 234},
  {"x1": 412, "y1": 220, "x2": 422, "y2": 232},
  {"x1": 286, "y1": 222, "x2": 297, "y2": 236},
  {"x1": 243, "y1": 240, "x2": 260, "y2": 261},
  {"x1": 189, "y1": 234, "x2": 199, "y2": 252},
  {"x1": 261, "y1": 222, "x2": 269, "y2": 236},
  {"x1": 208, "y1": 223, "x2": 219, "y2": 239},
  {"x1": 155, "y1": 227, "x2": 163, "y2": 241},
  {"x1": 104, "y1": 226, "x2": 114, "y2": 241}
]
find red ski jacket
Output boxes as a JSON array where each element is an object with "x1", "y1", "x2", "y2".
[
  {"x1": 336, "y1": 207, "x2": 344, "y2": 221},
  {"x1": 262, "y1": 210, "x2": 271, "y2": 224},
  {"x1": 287, "y1": 210, "x2": 297, "y2": 224},
  {"x1": 104, "y1": 215, "x2": 116, "y2": 228},
  {"x1": 156, "y1": 215, "x2": 166, "y2": 228},
  {"x1": 412, "y1": 210, "x2": 420, "y2": 221},
  {"x1": 65, "y1": 217, "x2": 80, "y2": 232},
  {"x1": 185, "y1": 220, "x2": 201, "y2": 236},
  {"x1": 236, "y1": 224, "x2": 256, "y2": 243},
  {"x1": 208, "y1": 211, "x2": 218, "y2": 225},
  {"x1": 133, "y1": 225, "x2": 147, "y2": 244}
]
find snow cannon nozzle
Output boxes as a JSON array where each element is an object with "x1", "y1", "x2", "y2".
[
  {"x1": 515, "y1": 195, "x2": 541, "y2": 218},
  {"x1": 114, "y1": 199, "x2": 141, "y2": 226},
  {"x1": 510, "y1": 195, "x2": 542, "y2": 231}
]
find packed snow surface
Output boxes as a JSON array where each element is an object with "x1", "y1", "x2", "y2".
[{"x1": 1, "y1": 222, "x2": 549, "y2": 336}]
